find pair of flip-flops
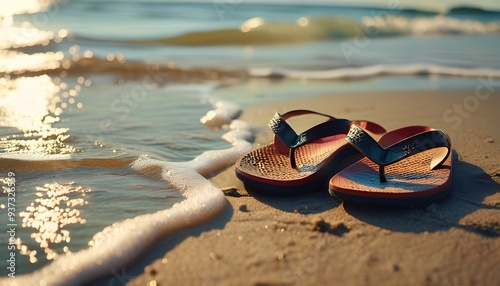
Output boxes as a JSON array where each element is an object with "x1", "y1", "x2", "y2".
[{"x1": 235, "y1": 110, "x2": 452, "y2": 205}]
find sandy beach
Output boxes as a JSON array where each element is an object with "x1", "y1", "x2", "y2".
[
  {"x1": 3, "y1": 1, "x2": 500, "y2": 285},
  {"x1": 119, "y1": 89, "x2": 500, "y2": 286}
]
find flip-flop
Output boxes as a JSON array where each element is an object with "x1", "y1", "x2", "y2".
[
  {"x1": 329, "y1": 124, "x2": 452, "y2": 205},
  {"x1": 235, "y1": 110, "x2": 386, "y2": 195}
]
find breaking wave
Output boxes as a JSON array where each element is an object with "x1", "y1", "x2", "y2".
[{"x1": 104, "y1": 15, "x2": 500, "y2": 46}]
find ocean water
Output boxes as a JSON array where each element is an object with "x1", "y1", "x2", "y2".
[{"x1": 1, "y1": 0, "x2": 500, "y2": 284}]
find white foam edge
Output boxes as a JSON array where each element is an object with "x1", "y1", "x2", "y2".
[
  {"x1": 200, "y1": 95, "x2": 242, "y2": 130},
  {"x1": 249, "y1": 63, "x2": 500, "y2": 80},
  {"x1": 0, "y1": 153, "x2": 72, "y2": 161},
  {"x1": 4, "y1": 93, "x2": 254, "y2": 286},
  {"x1": 362, "y1": 15, "x2": 500, "y2": 36},
  {"x1": 162, "y1": 83, "x2": 220, "y2": 94}
]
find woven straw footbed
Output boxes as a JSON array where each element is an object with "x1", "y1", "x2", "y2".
[
  {"x1": 331, "y1": 148, "x2": 452, "y2": 194},
  {"x1": 236, "y1": 137, "x2": 348, "y2": 182}
]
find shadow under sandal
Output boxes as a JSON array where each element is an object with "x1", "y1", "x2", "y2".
[
  {"x1": 329, "y1": 125, "x2": 453, "y2": 205},
  {"x1": 235, "y1": 110, "x2": 386, "y2": 196}
]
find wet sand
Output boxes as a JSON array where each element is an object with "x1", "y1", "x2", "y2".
[{"x1": 128, "y1": 89, "x2": 500, "y2": 286}]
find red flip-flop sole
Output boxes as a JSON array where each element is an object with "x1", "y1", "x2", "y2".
[
  {"x1": 329, "y1": 149, "x2": 453, "y2": 205},
  {"x1": 236, "y1": 135, "x2": 361, "y2": 195}
]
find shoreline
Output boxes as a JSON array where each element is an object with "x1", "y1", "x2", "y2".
[{"x1": 122, "y1": 89, "x2": 500, "y2": 285}]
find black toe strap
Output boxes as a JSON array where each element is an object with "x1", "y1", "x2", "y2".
[
  {"x1": 346, "y1": 125, "x2": 451, "y2": 182},
  {"x1": 269, "y1": 110, "x2": 351, "y2": 168}
]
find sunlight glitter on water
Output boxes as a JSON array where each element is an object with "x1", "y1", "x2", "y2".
[
  {"x1": 17, "y1": 182, "x2": 91, "y2": 263},
  {"x1": 0, "y1": 0, "x2": 55, "y2": 18},
  {"x1": 0, "y1": 50, "x2": 64, "y2": 73},
  {"x1": 0, "y1": 75, "x2": 82, "y2": 156}
]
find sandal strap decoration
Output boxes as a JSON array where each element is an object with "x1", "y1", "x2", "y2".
[
  {"x1": 269, "y1": 110, "x2": 351, "y2": 168},
  {"x1": 346, "y1": 125, "x2": 451, "y2": 182}
]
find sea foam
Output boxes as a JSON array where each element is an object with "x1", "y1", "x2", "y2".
[
  {"x1": 2, "y1": 89, "x2": 253, "y2": 286},
  {"x1": 249, "y1": 63, "x2": 500, "y2": 80}
]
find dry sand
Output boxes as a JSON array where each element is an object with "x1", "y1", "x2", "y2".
[{"x1": 125, "y1": 89, "x2": 499, "y2": 286}]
